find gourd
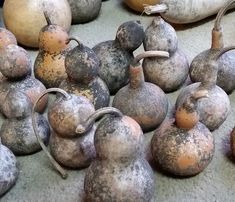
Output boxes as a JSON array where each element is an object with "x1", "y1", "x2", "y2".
[
  {"x1": 34, "y1": 12, "x2": 70, "y2": 88},
  {"x1": 176, "y1": 46, "x2": 235, "y2": 131},
  {"x1": 113, "y1": 51, "x2": 169, "y2": 132},
  {"x1": 144, "y1": 0, "x2": 235, "y2": 24},
  {"x1": 3, "y1": 0, "x2": 71, "y2": 48},
  {"x1": 190, "y1": 0, "x2": 235, "y2": 94},
  {"x1": 76, "y1": 107, "x2": 155, "y2": 201},
  {"x1": 0, "y1": 27, "x2": 17, "y2": 49},
  {"x1": 0, "y1": 138, "x2": 18, "y2": 196},
  {"x1": 59, "y1": 38, "x2": 110, "y2": 110},
  {"x1": 0, "y1": 90, "x2": 50, "y2": 155},
  {"x1": 0, "y1": 44, "x2": 47, "y2": 113},
  {"x1": 93, "y1": 20, "x2": 145, "y2": 94},
  {"x1": 67, "y1": 0, "x2": 102, "y2": 24},
  {"x1": 151, "y1": 89, "x2": 214, "y2": 176},
  {"x1": 143, "y1": 17, "x2": 189, "y2": 93},
  {"x1": 32, "y1": 88, "x2": 97, "y2": 179}
]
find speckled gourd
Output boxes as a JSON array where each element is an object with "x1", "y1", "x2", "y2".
[
  {"x1": 76, "y1": 107, "x2": 155, "y2": 202},
  {"x1": 190, "y1": 0, "x2": 235, "y2": 94},
  {"x1": 0, "y1": 138, "x2": 18, "y2": 196},
  {"x1": 59, "y1": 38, "x2": 110, "y2": 110},
  {"x1": 67, "y1": 0, "x2": 102, "y2": 24},
  {"x1": 176, "y1": 46, "x2": 234, "y2": 131},
  {"x1": 143, "y1": 16, "x2": 189, "y2": 92},
  {"x1": 32, "y1": 88, "x2": 97, "y2": 179},
  {"x1": 112, "y1": 51, "x2": 169, "y2": 132},
  {"x1": 0, "y1": 44, "x2": 47, "y2": 113},
  {"x1": 34, "y1": 12, "x2": 70, "y2": 88},
  {"x1": 152, "y1": 90, "x2": 214, "y2": 176},
  {"x1": 0, "y1": 90, "x2": 50, "y2": 155},
  {"x1": 93, "y1": 20, "x2": 145, "y2": 94}
]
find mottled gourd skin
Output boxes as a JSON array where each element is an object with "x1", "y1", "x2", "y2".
[
  {"x1": 67, "y1": 0, "x2": 102, "y2": 23},
  {"x1": 151, "y1": 120, "x2": 214, "y2": 176},
  {"x1": 143, "y1": 17, "x2": 189, "y2": 92},
  {"x1": 0, "y1": 77, "x2": 47, "y2": 113},
  {"x1": 113, "y1": 82, "x2": 168, "y2": 132},
  {"x1": 84, "y1": 116, "x2": 155, "y2": 201},
  {"x1": 93, "y1": 41, "x2": 133, "y2": 94},
  {"x1": 0, "y1": 114, "x2": 50, "y2": 155},
  {"x1": 60, "y1": 77, "x2": 110, "y2": 110},
  {"x1": 143, "y1": 50, "x2": 189, "y2": 92},
  {"x1": 50, "y1": 127, "x2": 96, "y2": 168},
  {"x1": 93, "y1": 21, "x2": 144, "y2": 94},
  {"x1": 34, "y1": 50, "x2": 68, "y2": 88},
  {"x1": 190, "y1": 50, "x2": 235, "y2": 94},
  {"x1": 0, "y1": 145, "x2": 18, "y2": 196},
  {"x1": 0, "y1": 28, "x2": 17, "y2": 49},
  {"x1": 48, "y1": 94, "x2": 95, "y2": 138},
  {"x1": 176, "y1": 83, "x2": 230, "y2": 131}
]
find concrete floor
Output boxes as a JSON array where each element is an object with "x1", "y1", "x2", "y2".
[{"x1": 1, "y1": 0, "x2": 235, "y2": 201}]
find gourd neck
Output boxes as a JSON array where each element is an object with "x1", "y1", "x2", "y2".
[{"x1": 212, "y1": 0, "x2": 235, "y2": 49}]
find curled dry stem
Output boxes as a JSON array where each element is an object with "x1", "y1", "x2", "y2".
[
  {"x1": 143, "y1": 4, "x2": 168, "y2": 15},
  {"x1": 66, "y1": 37, "x2": 81, "y2": 46},
  {"x1": 76, "y1": 107, "x2": 123, "y2": 134},
  {"x1": 32, "y1": 88, "x2": 70, "y2": 179},
  {"x1": 133, "y1": 50, "x2": 169, "y2": 65}
]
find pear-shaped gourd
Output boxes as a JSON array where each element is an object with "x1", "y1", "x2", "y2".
[
  {"x1": 59, "y1": 38, "x2": 110, "y2": 110},
  {"x1": 93, "y1": 20, "x2": 145, "y2": 94},
  {"x1": 32, "y1": 88, "x2": 97, "y2": 179},
  {"x1": 67, "y1": 0, "x2": 102, "y2": 24},
  {"x1": 75, "y1": 107, "x2": 155, "y2": 201},
  {"x1": 143, "y1": 16, "x2": 189, "y2": 93},
  {"x1": 0, "y1": 90, "x2": 50, "y2": 155},
  {"x1": 0, "y1": 44, "x2": 47, "y2": 113},
  {"x1": 152, "y1": 90, "x2": 214, "y2": 176},
  {"x1": 0, "y1": 138, "x2": 18, "y2": 196},
  {"x1": 113, "y1": 51, "x2": 169, "y2": 132},
  {"x1": 0, "y1": 27, "x2": 17, "y2": 49},
  {"x1": 190, "y1": 0, "x2": 235, "y2": 94},
  {"x1": 176, "y1": 46, "x2": 233, "y2": 131},
  {"x1": 34, "y1": 12, "x2": 70, "y2": 88}
]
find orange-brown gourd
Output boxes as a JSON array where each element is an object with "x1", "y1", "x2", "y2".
[
  {"x1": 3, "y1": 0, "x2": 71, "y2": 48},
  {"x1": 34, "y1": 12, "x2": 70, "y2": 88},
  {"x1": 124, "y1": 0, "x2": 159, "y2": 12}
]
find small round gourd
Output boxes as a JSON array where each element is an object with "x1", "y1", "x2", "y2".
[{"x1": 0, "y1": 27, "x2": 17, "y2": 49}]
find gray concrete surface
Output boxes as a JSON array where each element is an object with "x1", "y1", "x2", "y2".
[{"x1": 1, "y1": 0, "x2": 235, "y2": 201}]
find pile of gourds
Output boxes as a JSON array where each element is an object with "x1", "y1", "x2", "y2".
[{"x1": 1, "y1": 0, "x2": 235, "y2": 201}]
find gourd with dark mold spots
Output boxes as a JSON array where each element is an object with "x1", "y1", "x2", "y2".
[
  {"x1": 190, "y1": 0, "x2": 235, "y2": 94},
  {"x1": 0, "y1": 27, "x2": 17, "y2": 49},
  {"x1": 59, "y1": 38, "x2": 110, "y2": 110},
  {"x1": 76, "y1": 107, "x2": 155, "y2": 202},
  {"x1": 176, "y1": 46, "x2": 235, "y2": 131},
  {"x1": 0, "y1": 90, "x2": 50, "y2": 155},
  {"x1": 143, "y1": 17, "x2": 189, "y2": 93},
  {"x1": 0, "y1": 44, "x2": 47, "y2": 113},
  {"x1": 151, "y1": 90, "x2": 214, "y2": 176},
  {"x1": 34, "y1": 12, "x2": 70, "y2": 88},
  {"x1": 93, "y1": 20, "x2": 145, "y2": 94},
  {"x1": 112, "y1": 51, "x2": 169, "y2": 132},
  {"x1": 67, "y1": 0, "x2": 102, "y2": 24},
  {"x1": 0, "y1": 138, "x2": 18, "y2": 196},
  {"x1": 32, "y1": 88, "x2": 97, "y2": 179}
]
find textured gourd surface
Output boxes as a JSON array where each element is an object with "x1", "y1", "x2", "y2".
[{"x1": 1, "y1": 1, "x2": 235, "y2": 201}]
